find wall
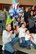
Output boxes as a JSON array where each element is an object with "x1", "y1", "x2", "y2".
[
  {"x1": 18, "y1": 0, "x2": 36, "y2": 6},
  {"x1": 0, "y1": 0, "x2": 36, "y2": 10},
  {"x1": 0, "y1": 0, "x2": 36, "y2": 5},
  {"x1": 0, "y1": 0, "x2": 12, "y2": 4}
]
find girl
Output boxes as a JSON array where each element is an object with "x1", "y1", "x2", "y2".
[{"x1": 2, "y1": 23, "x2": 18, "y2": 54}]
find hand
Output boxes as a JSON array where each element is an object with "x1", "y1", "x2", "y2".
[
  {"x1": 14, "y1": 30, "x2": 16, "y2": 33},
  {"x1": 14, "y1": 30, "x2": 18, "y2": 34},
  {"x1": 30, "y1": 34, "x2": 34, "y2": 40},
  {"x1": 10, "y1": 31, "x2": 13, "y2": 34}
]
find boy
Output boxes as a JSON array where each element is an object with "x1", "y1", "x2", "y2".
[
  {"x1": 25, "y1": 30, "x2": 36, "y2": 49},
  {"x1": 2, "y1": 22, "x2": 18, "y2": 54}
]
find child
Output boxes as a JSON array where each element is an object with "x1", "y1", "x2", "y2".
[
  {"x1": 18, "y1": 23, "x2": 27, "y2": 38},
  {"x1": 25, "y1": 30, "x2": 32, "y2": 49},
  {"x1": 2, "y1": 22, "x2": 18, "y2": 53},
  {"x1": 25, "y1": 30, "x2": 36, "y2": 49},
  {"x1": 18, "y1": 23, "x2": 27, "y2": 47}
]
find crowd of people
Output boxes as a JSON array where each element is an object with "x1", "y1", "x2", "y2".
[
  {"x1": 2, "y1": 6, "x2": 36, "y2": 54},
  {"x1": 3, "y1": 6, "x2": 36, "y2": 32}
]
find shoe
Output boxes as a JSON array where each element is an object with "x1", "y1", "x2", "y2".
[
  {"x1": 26, "y1": 46, "x2": 31, "y2": 49},
  {"x1": 34, "y1": 47, "x2": 36, "y2": 49}
]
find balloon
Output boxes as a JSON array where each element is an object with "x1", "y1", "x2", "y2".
[
  {"x1": 12, "y1": 4, "x2": 15, "y2": 9},
  {"x1": 13, "y1": 0, "x2": 19, "y2": 5},
  {"x1": 17, "y1": 8, "x2": 24, "y2": 17},
  {"x1": 9, "y1": 0, "x2": 24, "y2": 17},
  {"x1": 17, "y1": 8, "x2": 22, "y2": 13},
  {"x1": 12, "y1": 0, "x2": 19, "y2": 10},
  {"x1": 9, "y1": 8, "x2": 15, "y2": 16}
]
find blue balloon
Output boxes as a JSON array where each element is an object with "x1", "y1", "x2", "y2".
[
  {"x1": 17, "y1": 8, "x2": 22, "y2": 13},
  {"x1": 13, "y1": 0, "x2": 19, "y2": 4},
  {"x1": 9, "y1": 8, "x2": 15, "y2": 16},
  {"x1": 15, "y1": 10, "x2": 18, "y2": 15},
  {"x1": 9, "y1": 8, "x2": 18, "y2": 17}
]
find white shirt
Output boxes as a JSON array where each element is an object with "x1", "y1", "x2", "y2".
[
  {"x1": 25, "y1": 34, "x2": 30, "y2": 41},
  {"x1": 31, "y1": 33, "x2": 36, "y2": 44},
  {"x1": 2, "y1": 30, "x2": 16, "y2": 44},
  {"x1": 18, "y1": 27, "x2": 27, "y2": 38},
  {"x1": 2, "y1": 30, "x2": 16, "y2": 50}
]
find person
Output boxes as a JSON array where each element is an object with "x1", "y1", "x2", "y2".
[
  {"x1": 18, "y1": 23, "x2": 27, "y2": 38},
  {"x1": 17, "y1": 18, "x2": 21, "y2": 27},
  {"x1": 2, "y1": 21, "x2": 18, "y2": 54},
  {"x1": 28, "y1": 11, "x2": 35, "y2": 33},
  {"x1": 24, "y1": 7, "x2": 30, "y2": 23},
  {"x1": 24, "y1": 30, "x2": 32, "y2": 49},
  {"x1": 3, "y1": 8, "x2": 8, "y2": 30},
  {"x1": 20, "y1": 17, "x2": 24, "y2": 23},
  {"x1": 24, "y1": 7, "x2": 30, "y2": 29},
  {"x1": 25, "y1": 30, "x2": 36, "y2": 49},
  {"x1": 30, "y1": 11, "x2": 34, "y2": 17},
  {"x1": 11, "y1": 16, "x2": 16, "y2": 30},
  {"x1": 18, "y1": 23, "x2": 27, "y2": 47}
]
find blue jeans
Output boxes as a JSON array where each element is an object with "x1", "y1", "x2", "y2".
[
  {"x1": 19, "y1": 38, "x2": 36, "y2": 48},
  {"x1": 5, "y1": 37, "x2": 19, "y2": 53},
  {"x1": 26, "y1": 40, "x2": 36, "y2": 48},
  {"x1": 19, "y1": 37, "x2": 27, "y2": 48},
  {"x1": 30, "y1": 41, "x2": 36, "y2": 48}
]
